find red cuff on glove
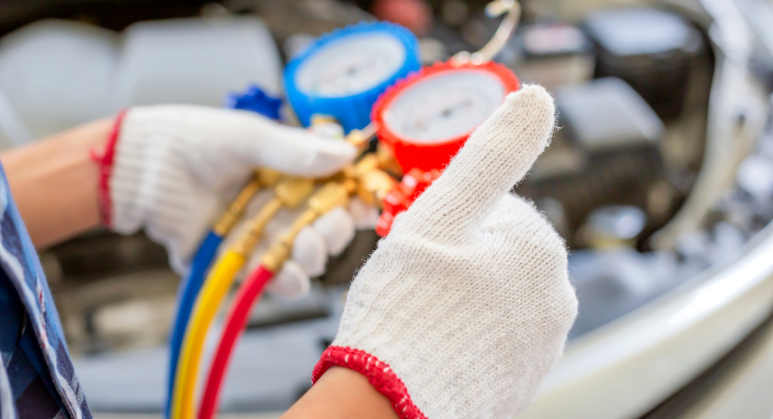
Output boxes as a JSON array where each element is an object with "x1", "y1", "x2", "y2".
[
  {"x1": 91, "y1": 109, "x2": 128, "y2": 228},
  {"x1": 312, "y1": 346, "x2": 427, "y2": 419}
]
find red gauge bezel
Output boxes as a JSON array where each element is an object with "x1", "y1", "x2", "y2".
[{"x1": 371, "y1": 60, "x2": 520, "y2": 172}]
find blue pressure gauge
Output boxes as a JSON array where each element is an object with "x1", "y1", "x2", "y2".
[{"x1": 284, "y1": 22, "x2": 421, "y2": 132}]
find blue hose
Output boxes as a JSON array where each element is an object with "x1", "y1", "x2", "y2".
[
  {"x1": 165, "y1": 231, "x2": 223, "y2": 418},
  {"x1": 164, "y1": 83, "x2": 278, "y2": 418}
]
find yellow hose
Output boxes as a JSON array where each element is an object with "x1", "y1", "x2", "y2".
[
  {"x1": 170, "y1": 177, "x2": 377, "y2": 419},
  {"x1": 171, "y1": 251, "x2": 245, "y2": 419}
]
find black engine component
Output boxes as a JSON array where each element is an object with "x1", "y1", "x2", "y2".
[
  {"x1": 517, "y1": 78, "x2": 670, "y2": 247},
  {"x1": 584, "y1": 8, "x2": 706, "y2": 120}
]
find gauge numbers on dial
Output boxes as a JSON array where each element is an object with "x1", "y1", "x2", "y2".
[
  {"x1": 383, "y1": 69, "x2": 507, "y2": 144},
  {"x1": 295, "y1": 33, "x2": 407, "y2": 98}
]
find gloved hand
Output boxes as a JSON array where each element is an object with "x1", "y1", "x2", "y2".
[
  {"x1": 223, "y1": 188, "x2": 379, "y2": 297},
  {"x1": 100, "y1": 105, "x2": 357, "y2": 281},
  {"x1": 215, "y1": 119, "x2": 380, "y2": 297},
  {"x1": 312, "y1": 85, "x2": 578, "y2": 419}
]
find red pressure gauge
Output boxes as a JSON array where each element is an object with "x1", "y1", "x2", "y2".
[
  {"x1": 372, "y1": 61, "x2": 520, "y2": 235},
  {"x1": 372, "y1": 61, "x2": 519, "y2": 173}
]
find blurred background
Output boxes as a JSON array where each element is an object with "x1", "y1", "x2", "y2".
[{"x1": 3, "y1": 0, "x2": 773, "y2": 417}]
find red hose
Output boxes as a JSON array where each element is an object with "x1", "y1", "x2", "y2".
[{"x1": 198, "y1": 265, "x2": 275, "y2": 419}]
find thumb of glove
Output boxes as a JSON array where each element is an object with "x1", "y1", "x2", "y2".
[{"x1": 397, "y1": 84, "x2": 556, "y2": 241}]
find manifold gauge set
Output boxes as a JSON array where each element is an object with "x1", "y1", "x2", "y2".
[
  {"x1": 284, "y1": 9, "x2": 520, "y2": 233},
  {"x1": 167, "y1": 2, "x2": 522, "y2": 419}
]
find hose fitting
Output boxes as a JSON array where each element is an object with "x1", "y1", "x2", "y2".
[
  {"x1": 261, "y1": 181, "x2": 354, "y2": 271},
  {"x1": 231, "y1": 178, "x2": 314, "y2": 256},
  {"x1": 213, "y1": 176, "x2": 262, "y2": 236}
]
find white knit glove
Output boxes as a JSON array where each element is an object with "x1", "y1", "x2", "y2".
[
  {"x1": 312, "y1": 85, "x2": 578, "y2": 419},
  {"x1": 103, "y1": 105, "x2": 359, "y2": 292}
]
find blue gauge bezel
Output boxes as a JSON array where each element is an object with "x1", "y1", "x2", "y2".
[{"x1": 284, "y1": 21, "x2": 421, "y2": 133}]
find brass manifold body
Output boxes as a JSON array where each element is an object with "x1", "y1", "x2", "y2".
[
  {"x1": 223, "y1": 126, "x2": 397, "y2": 273},
  {"x1": 260, "y1": 151, "x2": 396, "y2": 272}
]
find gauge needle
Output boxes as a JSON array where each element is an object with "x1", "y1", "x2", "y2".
[
  {"x1": 413, "y1": 99, "x2": 474, "y2": 131},
  {"x1": 322, "y1": 58, "x2": 379, "y2": 85}
]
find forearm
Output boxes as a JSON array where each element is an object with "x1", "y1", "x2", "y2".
[
  {"x1": 281, "y1": 367, "x2": 398, "y2": 419},
  {"x1": 0, "y1": 118, "x2": 111, "y2": 248}
]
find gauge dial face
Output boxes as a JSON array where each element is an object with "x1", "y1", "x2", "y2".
[
  {"x1": 295, "y1": 33, "x2": 406, "y2": 98},
  {"x1": 382, "y1": 70, "x2": 506, "y2": 144}
]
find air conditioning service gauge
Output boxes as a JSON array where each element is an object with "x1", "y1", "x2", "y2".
[
  {"x1": 373, "y1": 61, "x2": 519, "y2": 173},
  {"x1": 372, "y1": 61, "x2": 519, "y2": 235},
  {"x1": 284, "y1": 22, "x2": 421, "y2": 132}
]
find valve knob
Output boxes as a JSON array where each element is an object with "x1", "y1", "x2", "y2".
[
  {"x1": 376, "y1": 168, "x2": 441, "y2": 236},
  {"x1": 226, "y1": 84, "x2": 283, "y2": 120}
]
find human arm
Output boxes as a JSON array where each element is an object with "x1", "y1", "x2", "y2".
[
  {"x1": 282, "y1": 367, "x2": 398, "y2": 419},
  {"x1": 0, "y1": 118, "x2": 111, "y2": 247}
]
